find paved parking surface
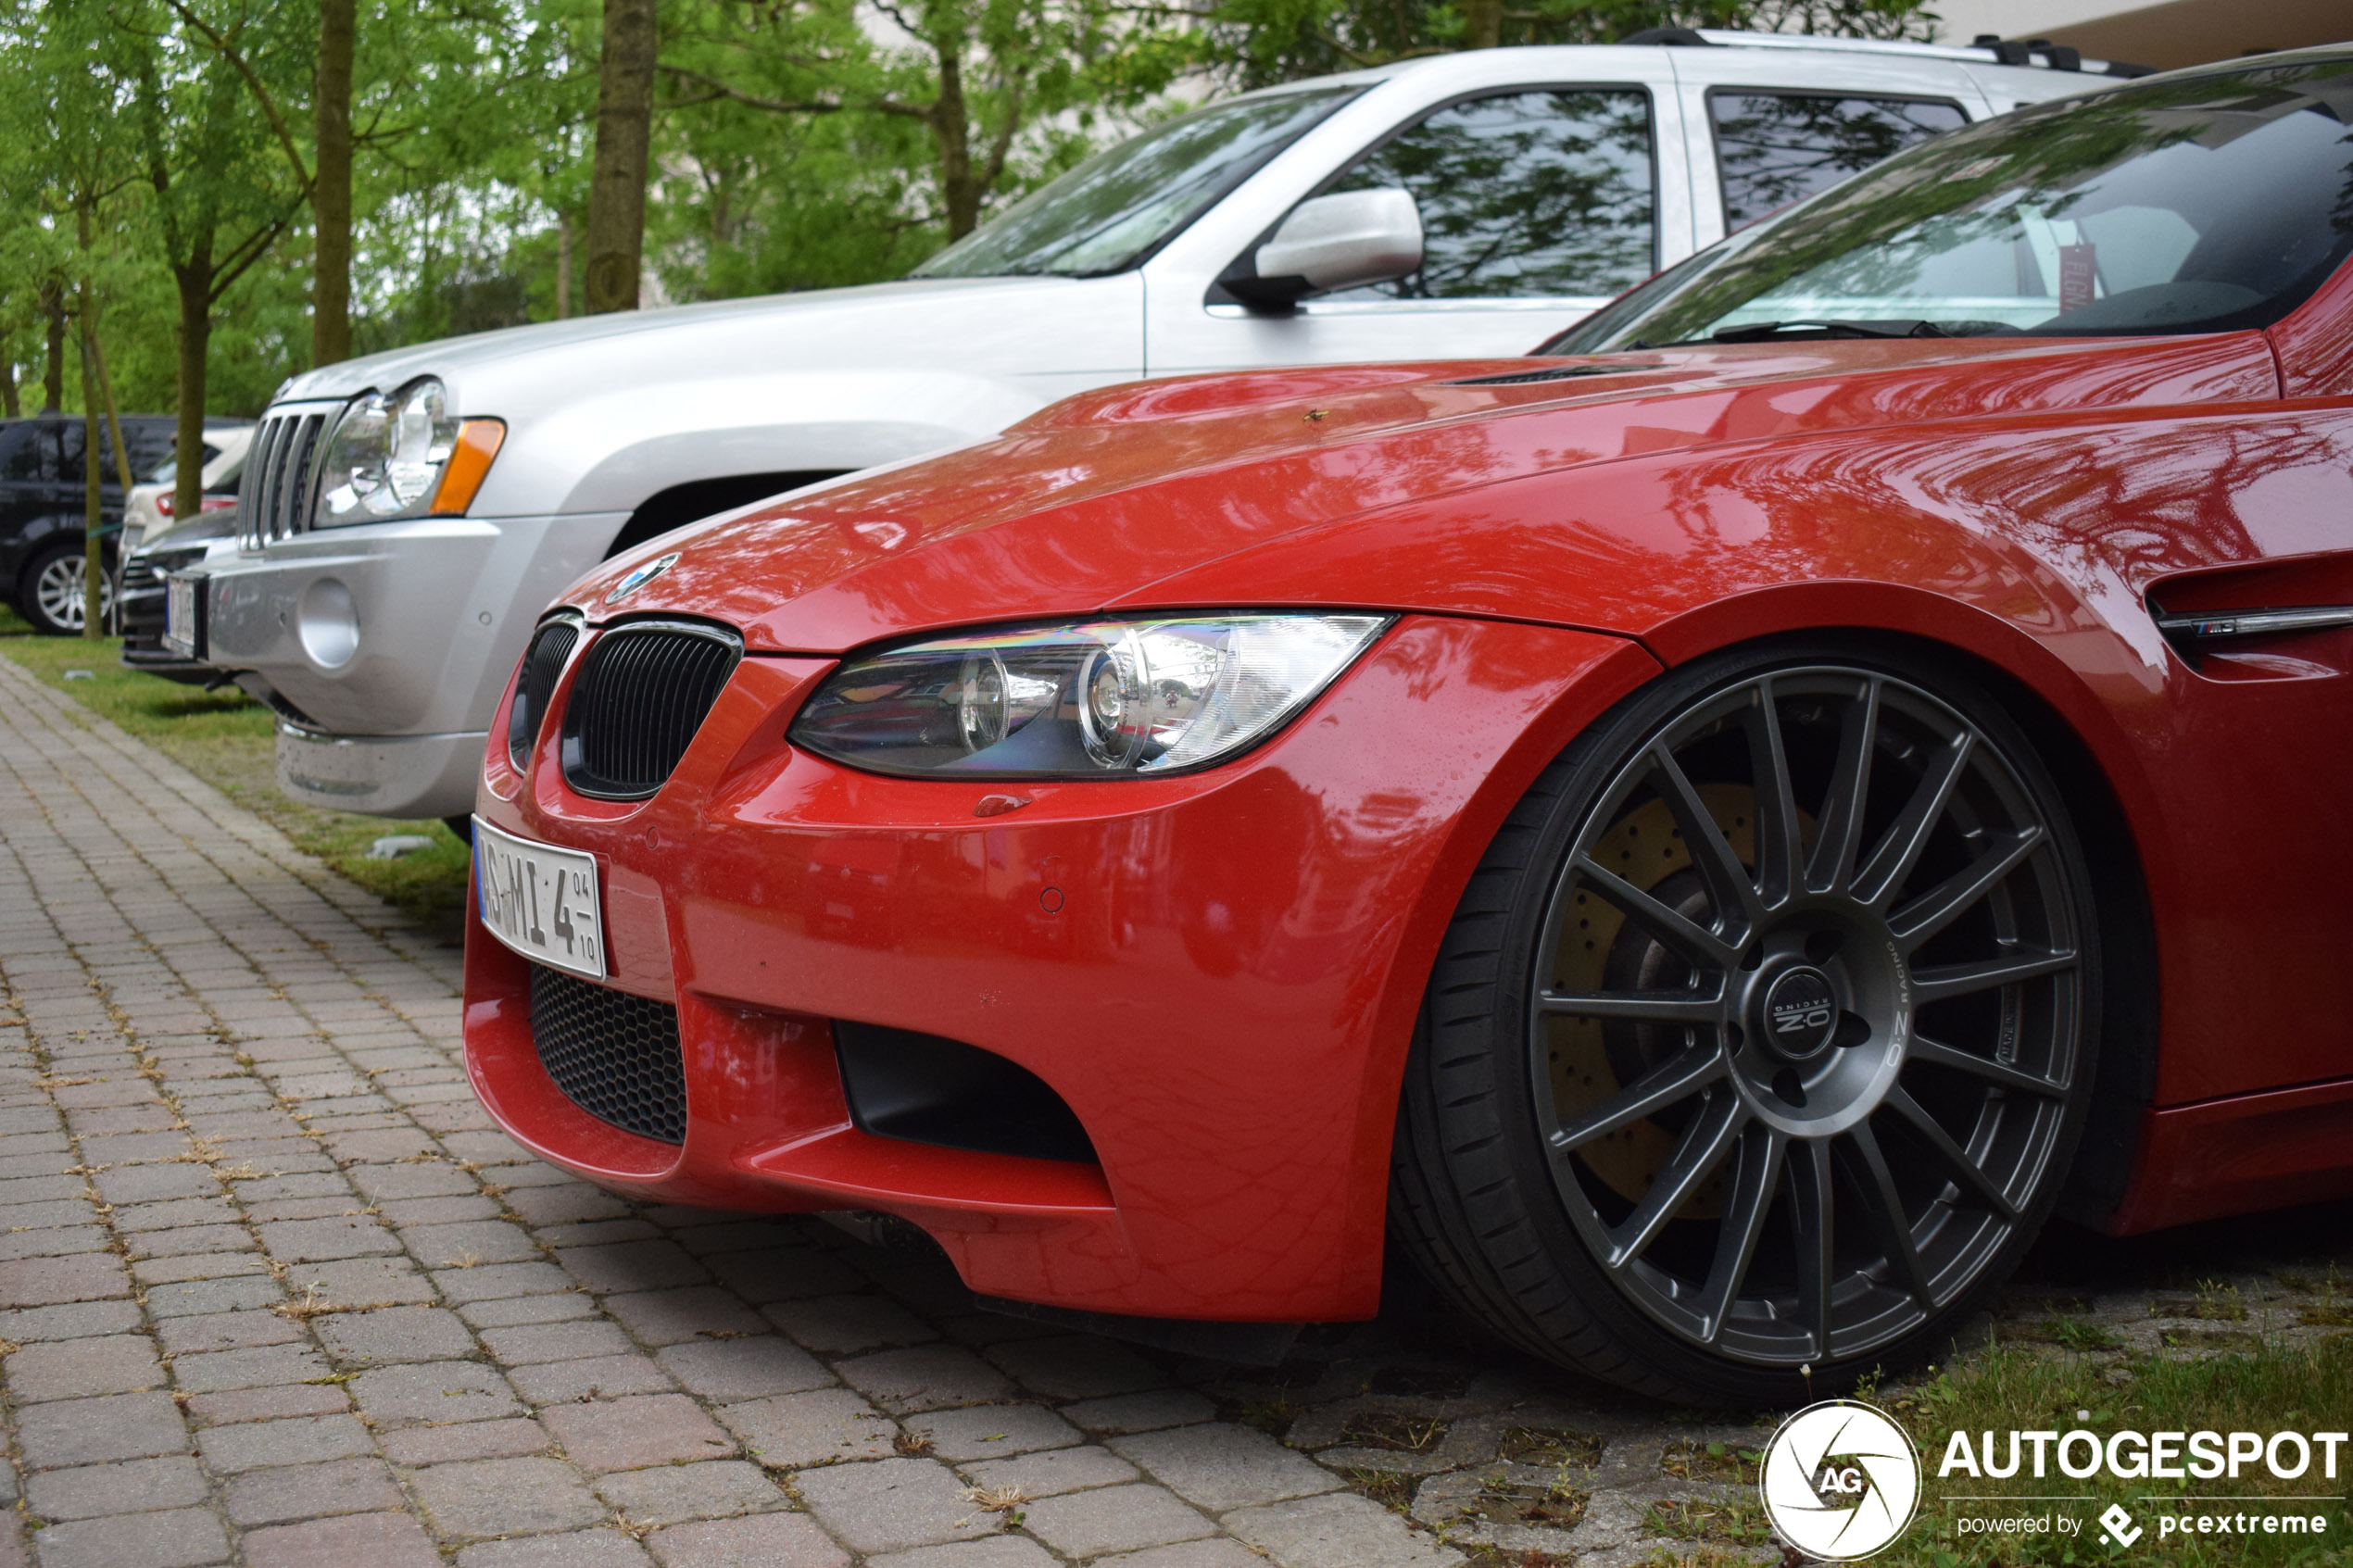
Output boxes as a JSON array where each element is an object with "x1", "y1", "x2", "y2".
[{"x1": 1, "y1": 655, "x2": 2348, "y2": 1568}]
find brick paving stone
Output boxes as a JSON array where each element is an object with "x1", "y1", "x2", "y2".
[
  {"x1": 459, "y1": 1292, "x2": 598, "y2": 1328},
  {"x1": 508, "y1": 1351, "x2": 679, "y2": 1404},
  {"x1": 15, "y1": 1390, "x2": 189, "y2": 1469},
  {"x1": 405, "y1": 1218, "x2": 547, "y2": 1267},
  {"x1": 603, "y1": 1287, "x2": 766, "y2": 1346},
  {"x1": 196, "y1": 1413, "x2": 373, "y2": 1473},
  {"x1": 480, "y1": 1319, "x2": 635, "y2": 1364},
  {"x1": 0, "y1": 1252, "x2": 126, "y2": 1306},
  {"x1": 911, "y1": 1404, "x2": 1084, "y2": 1461},
  {"x1": 257, "y1": 1215, "x2": 402, "y2": 1262},
  {"x1": 167, "y1": 1342, "x2": 329, "y2": 1393},
  {"x1": 1021, "y1": 1483, "x2": 1220, "y2": 1559},
  {"x1": 1094, "y1": 1541, "x2": 1280, "y2": 1568},
  {"x1": 313, "y1": 1304, "x2": 475, "y2": 1364},
  {"x1": 795, "y1": 1457, "x2": 1005, "y2": 1553},
  {"x1": 29, "y1": 1506, "x2": 230, "y2": 1568},
  {"x1": 294, "y1": 1254, "x2": 436, "y2": 1305},
  {"x1": 456, "y1": 1529, "x2": 656, "y2": 1567},
  {"x1": 645, "y1": 1512, "x2": 849, "y2": 1568},
  {"x1": 964, "y1": 1443, "x2": 1141, "y2": 1497},
  {"x1": 409, "y1": 1455, "x2": 607, "y2": 1538},
  {"x1": 377, "y1": 1416, "x2": 553, "y2": 1466},
  {"x1": 718, "y1": 1387, "x2": 899, "y2": 1469},
  {"x1": 156, "y1": 1309, "x2": 308, "y2": 1356},
  {"x1": 23, "y1": 1455, "x2": 208, "y2": 1520},
  {"x1": 1061, "y1": 1391, "x2": 1217, "y2": 1436},
  {"x1": 182, "y1": 1383, "x2": 352, "y2": 1425},
  {"x1": 865, "y1": 1541, "x2": 1062, "y2": 1568},
  {"x1": 654, "y1": 1336, "x2": 832, "y2": 1399},
  {"x1": 0, "y1": 1298, "x2": 144, "y2": 1342},
  {"x1": 1110, "y1": 1424, "x2": 1343, "y2": 1512},
  {"x1": 222, "y1": 1455, "x2": 405, "y2": 1526},
  {"x1": 240, "y1": 1511, "x2": 443, "y2": 1568},
  {"x1": 350, "y1": 1361, "x2": 522, "y2": 1426},
  {"x1": 765, "y1": 1292, "x2": 938, "y2": 1355},
  {"x1": 837, "y1": 1344, "x2": 1016, "y2": 1413},
  {"x1": 593, "y1": 1459, "x2": 786, "y2": 1524},
  {"x1": 544, "y1": 1392, "x2": 736, "y2": 1471},
  {"x1": 4, "y1": 1332, "x2": 160, "y2": 1400},
  {"x1": 1223, "y1": 1492, "x2": 1465, "y2": 1568},
  {"x1": 987, "y1": 1335, "x2": 1164, "y2": 1400},
  {"x1": 556, "y1": 1239, "x2": 711, "y2": 1293},
  {"x1": 430, "y1": 1260, "x2": 574, "y2": 1303}
]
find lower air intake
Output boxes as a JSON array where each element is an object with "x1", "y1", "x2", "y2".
[{"x1": 528, "y1": 965, "x2": 686, "y2": 1144}]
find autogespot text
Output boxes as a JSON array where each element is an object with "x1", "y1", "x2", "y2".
[{"x1": 1940, "y1": 1428, "x2": 2349, "y2": 1480}]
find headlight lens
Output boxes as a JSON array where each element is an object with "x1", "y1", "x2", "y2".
[
  {"x1": 790, "y1": 613, "x2": 1391, "y2": 778},
  {"x1": 315, "y1": 378, "x2": 459, "y2": 526}
]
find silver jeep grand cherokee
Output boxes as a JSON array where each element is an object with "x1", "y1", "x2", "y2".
[{"x1": 181, "y1": 31, "x2": 2120, "y2": 827}]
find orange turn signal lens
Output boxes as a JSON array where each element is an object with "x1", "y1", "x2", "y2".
[{"x1": 429, "y1": 420, "x2": 506, "y2": 516}]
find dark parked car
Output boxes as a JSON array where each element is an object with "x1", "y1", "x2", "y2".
[
  {"x1": 0, "y1": 414, "x2": 233, "y2": 634},
  {"x1": 119, "y1": 510, "x2": 241, "y2": 684}
]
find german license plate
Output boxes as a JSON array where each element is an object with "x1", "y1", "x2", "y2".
[
  {"x1": 473, "y1": 818, "x2": 606, "y2": 980},
  {"x1": 163, "y1": 572, "x2": 206, "y2": 659}
]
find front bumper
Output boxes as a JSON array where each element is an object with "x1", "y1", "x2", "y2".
[
  {"x1": 197, "y1": 510, "x2": 626, "y2": 812},
  {"x1": 278, "y1": 724, "x2": 488, "y2": 819},
  {"x1": 465, "y1": 612, "x2": 1655, "y2": 1322}
]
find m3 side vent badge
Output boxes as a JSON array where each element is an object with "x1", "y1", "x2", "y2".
[{"x1": 606, "y1": 551, "x2": 680, "y2": 605}]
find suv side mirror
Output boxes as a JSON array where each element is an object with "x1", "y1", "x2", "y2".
[{"x1": 1225, "y1": 188, "x2": 1424, "y2": 312}]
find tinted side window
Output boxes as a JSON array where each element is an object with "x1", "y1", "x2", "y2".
[
  {"x1": 0, "y1": 428, "x2": 37, "y2": 484},
  {"x1": 1329, "y1": 89, "x2": 1656, "y2": 300},
  {"x1": 54, "y1": 421, "x2": 86, "y2": 483},
  {"x1": 1710, "y1": 92, "x2": 1967, "y2": 230}
]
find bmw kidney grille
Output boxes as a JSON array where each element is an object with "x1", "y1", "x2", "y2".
[{"x1": 560, "y1": 620, "x2": 742, "y2": 799}]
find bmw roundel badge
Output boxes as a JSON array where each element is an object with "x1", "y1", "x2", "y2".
[{"x1": 605, "y1": 551, "x2": 681, "y2": 606}]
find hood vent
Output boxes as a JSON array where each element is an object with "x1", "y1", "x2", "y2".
[
  {"x1": 560, "y1": 620, "x2": 742, "y2": 799},
  {"x1": 1447, "y1": 363, "x2": 1640, "y2": 387}
]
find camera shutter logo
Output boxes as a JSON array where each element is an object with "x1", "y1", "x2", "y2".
[
  {"x1": 605, "y1": 551, "x2": 681, "y2": 606},
  {"x1": 1759, "y1": 1399, "x2": 1921, "y2": 1561}
]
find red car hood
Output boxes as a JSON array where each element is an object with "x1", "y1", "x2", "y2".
[{"x1": 564, "y1": 333, "x2": 2276, "y2": 653}]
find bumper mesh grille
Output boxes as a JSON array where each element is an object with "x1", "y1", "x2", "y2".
[
  {"x1": 239, "y1": 408, "x2": 337, "y2": 546},
  {"x1": 528, "y1": 965, "x2": 686, "y2": 1144},
  {"x1": 510, "y1": 620, "x2": 580, "y2": 770},
  {"x1": 560, "y1": 621, "x2": 741, "y2": 799}
]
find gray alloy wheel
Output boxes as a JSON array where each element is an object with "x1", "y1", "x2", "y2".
[
  {"x1": 24, "y1": 543, "x2": 115, "y2": 636},
  {"x1": 1391, "y1": 644, "x2": 2100, "y2": 1403}
]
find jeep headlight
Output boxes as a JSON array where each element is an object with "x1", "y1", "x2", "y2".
[
  {"x1": 314, "y1": 378, "x2": 503, "y2": 525},
  {"x1": 789, "y1": 613, "x2": 1391, "y2": 778}
]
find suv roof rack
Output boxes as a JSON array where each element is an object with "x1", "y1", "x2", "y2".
[{"x1": 1619, "y1": 25, "x2": 2154, "y2": 79}]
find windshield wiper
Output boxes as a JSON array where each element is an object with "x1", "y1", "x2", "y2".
[{"x1": 1707, "y1": 319, "x2": 1953, "y2": 343}]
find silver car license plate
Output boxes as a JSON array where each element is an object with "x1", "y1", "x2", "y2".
[
  {"x1": 162, "y1": 572, "x2": 206, "y2": 659},
  {"x1": 473, "y1": 818, "x2": 606, "y2": 980}
]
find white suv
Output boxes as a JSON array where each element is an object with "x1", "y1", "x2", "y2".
[{"x1": 183, "y1": 31, "x2": 2126, "y2": 824}]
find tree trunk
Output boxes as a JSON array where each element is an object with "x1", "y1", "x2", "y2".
[
  {"x1": 79, "y1": 203, "x2": 131, "y2": 512},
  {"x1": 931, "y1": 40, "x2": 979, "y2": 239},
  {"x1": 77, "y1": 300, "x2": 103, "y2": 638},
  {"x1": 173, "y1": 248, "x2": 212, "y2": 528},
  {"x1": 313, "y1": 0, "x2": 357, "y2": 366},
  {"x1": 556, "y1": 214, "x2": 573, "y2": 320},
  {"x1": 40, "y1": 277, "x2": 65, "y2": 412},
  {"x1": 2, "y1": 360, "x2": 18, "y2": 418},
  {"x1": 585, "y1": 0, "x2": 658, "y2": 314},
  {"x1": 1464, "y1": 0, "x2": 1505, "y2": 47}
]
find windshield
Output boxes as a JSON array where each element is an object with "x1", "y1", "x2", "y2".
[
  {"x1": 1545, "y1": 56, "x2": 2353, "y2": 353},
  {"x1": 914, "y1": 87, "x2": 1361, "y2": 279}
]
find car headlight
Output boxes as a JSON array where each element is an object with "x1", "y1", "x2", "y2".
[
  {"x1": 789, "y1": 612, "x2": 1391, "y2": 778},
  {"x1": 313, "y1": 378, "x2": 504, "y2": 526}
]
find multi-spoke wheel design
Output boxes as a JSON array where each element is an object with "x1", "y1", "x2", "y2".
[
  {"x1": 1391, "y1": 646, "x2": 2100, "y2": 1402},
  {"x1": 23, "y1": 543, "x2": 114, "y2": 636}
]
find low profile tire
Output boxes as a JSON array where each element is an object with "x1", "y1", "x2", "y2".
[
  {"x1": 20, "y1": 541, "x2": 114, "y2": 636},
  {"x1": 1390, "y1": 640, "x2": 2102, "y2": 1404}
]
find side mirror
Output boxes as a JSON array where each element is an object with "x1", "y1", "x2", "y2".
[{"x1": 1225, "y1": 188, "x2": 1424, "y2": 312}]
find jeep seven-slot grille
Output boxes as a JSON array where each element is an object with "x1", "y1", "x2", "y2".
[
  {"x1": 239, "y1": 408, "x2": 338, "y2": 546},
  {"x1": 510, "y1": 619, "x2": 581, "y2": 771},
  {"x1": 528, "y1": 965, "x2": 686, "y2": 1144},
  {"x1": 560, "y1": 621, "x2": 741, "y2": 799}
]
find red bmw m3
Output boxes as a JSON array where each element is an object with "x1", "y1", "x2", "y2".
[{"x1": 467, "y1": 49, "x2": 2353, "y2": 1402}]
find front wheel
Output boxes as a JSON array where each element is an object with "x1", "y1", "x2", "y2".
[
  {"x1": 21, "y1": 541, "x2": 115, "y2": 636},
  {"x1": 1390, "y1": 642, "x2": 2102, "y2": 1404}
]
